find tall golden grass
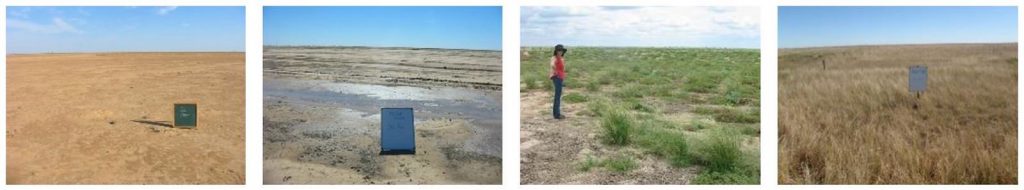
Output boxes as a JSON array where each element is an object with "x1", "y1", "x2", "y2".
[{"x1": 778, "y1": 43, "x2": 1017, "y2": 184}]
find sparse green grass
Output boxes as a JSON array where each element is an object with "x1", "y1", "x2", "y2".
[
  {"x1": 715, "y1": 90, "x2": 744, "y2": 106},
  {"x1": 563, "y1": 93, "x2": 588, "y2": 103},
  {"x1": 521, "y1": 47, "x2": 758, "y2": 104},
  {"x1": 600, "y1": 109, "x2": 632, "y2": 145},
  {"x1": 587, "y1": 100, "x2": 612, "y2": 117},
  {"x1": 522, "y1": 47, "x2": 760, "y2": 184},
  {"x1": 635, "y1": 127, "x2": 691, "y2": 167},
  {"x1": 684, "y1": 71, "x2": 721, "y2": 93},
  {"x1": 694, "y1": 106, "x2": 759, "y2": 124},
  {"x1": 739, "y1": 125, "x2": 759, "y2": 137},
  {"x1": 689, "y1": 127, "x2": 760, "y2": 184},
  {"x1": 584, "y1": 80, "x2": 600, "y2": 92},
  {"x1": 626, "y1": 99, "x2": 655, "y2": 113},
  {"x1": 698, "y1": 128, "x2": 744, "y2": 172},
  {"x1": 603, "y1": 155, "x2": 638, "y2": 172},
  {"x1": 614, "y1": 83, "x2": 646, "y2": 98},
  {"x1": 578, "y1": 155, "x2": 599, "y2": 172},
  {"x1": 692, "y1": 168, "x2": 759, "y2": 184},
  {"x1": 523, "y1": 79, "x2": 538, "y2": 91},
  {"x1": 686, "y1": 119, "x2": 714, "y2": 131},
  {"x1": 577, "y1": 154, "x2": 638, "y2": 173}
]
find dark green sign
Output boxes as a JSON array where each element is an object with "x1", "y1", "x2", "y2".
[{"x1": 174, "y1": 104, "x2": 197, "y2": 128}]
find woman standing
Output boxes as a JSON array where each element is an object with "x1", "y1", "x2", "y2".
[{"x1": 550, "y1": 44, "x2": 567, "y2": 119}]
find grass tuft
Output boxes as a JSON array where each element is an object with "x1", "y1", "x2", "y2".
[
  {"x1": 563, "y1": 93, "x2": 588, "y2": 103},
  {"x1": 685, "y1": 119, "x2": 713, "y2": 131},
  {"x1": 636, "y1": 127, "x2": 691, "y2": 167},
  {"x1": 603, "y1": 155, "x2": 638, "y2": 172},
  {"x1": 689, "y1": 127, "x2": 759, "y2": 184},
  {"x1": 600, "y1": 110, "x2": 632, "y2": 145},
  {"x1": 627, "y1": 100, "x2": 656, "y2": 113},
  {"x1": 577, "y1": 155, "x2": 599, "y2": 172},
  {"x1": 691, "y1": 169, "x2": 759, "y2": 184},
  {"x1": 694, "y1": 107, "x2": 759, "y2": 124},
  {"x1": 698, "y1": 128, "x2": 743, "y2": 173}
]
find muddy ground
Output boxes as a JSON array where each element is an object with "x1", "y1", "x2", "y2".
[
  {"x1": 6, "y1": 53, "x2": 246, "y2": 184},
  {"x1": 262, "y1": 46, "x2": 502, "y2": 184}
]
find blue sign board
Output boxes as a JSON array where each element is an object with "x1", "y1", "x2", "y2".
[
  {"x1": 380, "y1": 108, "x2": 415, "y2": 155},
  {"x1": 909, "y1": 66, "x2": 927, "y2": 92},
  {"x1": 174, "y1": 103, "x2": 197, "y2": 128}
]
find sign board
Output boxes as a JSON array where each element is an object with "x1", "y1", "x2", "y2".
[
  {"x1": 909, "y1": 66, "x2": 927, "y2": 92},
  {"x1": 380, "y1": 108, "x2": 415, "y2": 155},
  {"x1": 174, "y1": 104, "x2": 197, "y2": 128}
]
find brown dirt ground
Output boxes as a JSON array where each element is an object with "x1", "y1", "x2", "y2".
[{"x1": 6, "y1": 53, "x2": 246, "y2": 184}]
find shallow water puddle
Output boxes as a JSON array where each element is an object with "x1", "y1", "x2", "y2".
[{"x1": 264, "y1": 78, "x2": 501, "y2": 123}]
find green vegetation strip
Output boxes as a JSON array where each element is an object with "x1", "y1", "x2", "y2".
[{"x1": 524, "y1": 47, "x2": 760, "y2": 184}]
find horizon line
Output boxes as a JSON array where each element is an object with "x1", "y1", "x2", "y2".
[
  {"x1": 779, "y1": 41, "x2": 1018, "y2": 49},
  {"x1": 264, "y1": 44, "x2": 502, "y2": 52},
  {"x1": 519, "y1": 45, "x2": 760, "y2": 50},
  {"x1": 7, "y1": 51, "x2": 245, "y2": 56}
]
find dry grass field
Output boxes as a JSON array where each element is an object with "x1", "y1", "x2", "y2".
[
  {"x1": 7, "y1": 53, "x2": 245, "y2": 184},
  {"x1": 778, "y1": 43, "x2": 1017, "y2": 184}
]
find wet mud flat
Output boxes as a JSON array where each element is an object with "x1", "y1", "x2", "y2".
[{"x1": 262, "y1": 46, "x2": 502, "y2": 184}]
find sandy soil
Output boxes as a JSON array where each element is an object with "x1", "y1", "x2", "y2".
[
  {"x1": 519, "y1": 90, "x2": 702, "y2": 184},
  {"x1": 263, "y1": 46, "x2": 502, "y2": 184},
  {"x1": 6, "y1": 53, "x2": 246, "y2": 184}
]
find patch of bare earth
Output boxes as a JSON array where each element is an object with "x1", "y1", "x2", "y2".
[
  {"x1": 519, "y1": 90, "x2": 700, "y2": 184},
  {"x1": 7, "y1": 53, "x2": 245, "y2": 184}
]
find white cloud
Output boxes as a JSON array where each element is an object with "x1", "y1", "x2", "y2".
[
  {"x1": 8, "y1": 17, "x2": 83, "y2": 34},
  {"x1": 52, "y1": 18, "x2": 81, "y2": 33},
  {"x1": 521, "y1": 6, "x2": 760, "y2": 48},
  {"x1": 156, "y1": 6, "x2": 178, "y2": 15}
]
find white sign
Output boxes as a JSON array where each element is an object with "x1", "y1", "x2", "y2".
[{"x1": 909, "y1": 65, "x2": 927, "y2": 92}]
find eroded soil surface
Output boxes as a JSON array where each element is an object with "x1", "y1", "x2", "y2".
[{"x1": 263, "y1": 46, "x2": 502, "y2": 184}]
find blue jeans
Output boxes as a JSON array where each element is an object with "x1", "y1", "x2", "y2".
[{"x1": 552, "y1": 77, "x2": 563, "y2": 118}]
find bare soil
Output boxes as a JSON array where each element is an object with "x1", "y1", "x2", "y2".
[{"x1": 6, "y1": 53, "x2": 246, "y2": 184}]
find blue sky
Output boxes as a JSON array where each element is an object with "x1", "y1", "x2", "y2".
[
  {"x1": 779, "y1": 6, "x2": 1017, "y2": 48},
  {"x1": 264, "y1": 6, "x2": 502, "y2": 51},
  {"x1": 7, "y1": 6, "x2": 245, "y2": 54},
  {"x1": 521, "y1": 6, "x2": 760, "y2": 48}
]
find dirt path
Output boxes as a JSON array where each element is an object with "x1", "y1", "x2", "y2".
[
  {"x1": 263, "y1": 46, "x2": 502, "y2": 184},
  {"x1": 519, "y1": 90, "x2": 700, "y2": 184},
  {"x1": 7, "y1": 53, "x2": 246, "y2": 184}
]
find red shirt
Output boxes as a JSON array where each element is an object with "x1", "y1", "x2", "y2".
[{"x1": 553, "y1": 56, "x2": 566, "y2": 79}]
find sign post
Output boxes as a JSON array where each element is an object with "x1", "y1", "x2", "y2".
[
  {"x1": 909, "y1": 65, "x2": 927, "y2": 108},
  {"x1": 174, "y1": 103, "x2": 197, "y2": 128},
  {"x1": 380, "y1": 108, "x2": 415, "y2": 155}
]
